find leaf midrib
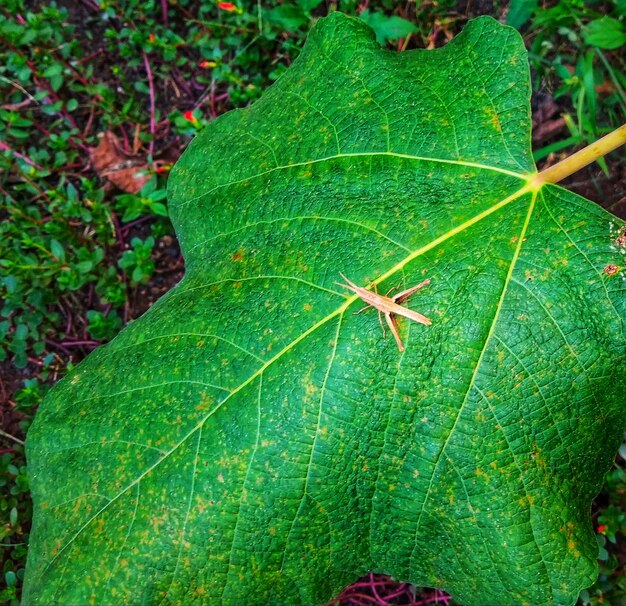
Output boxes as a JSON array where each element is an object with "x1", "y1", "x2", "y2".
[{"x1": 41, "y1": 179, "x2": 534, "y2": 575}]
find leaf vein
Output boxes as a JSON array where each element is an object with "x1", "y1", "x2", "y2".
[
  {"x1": 476, "y1": 385, "x2": 553, "y2": 600},
  {"x1": 221, "y1": 375, "x2": 263, "y2": 600},
  {"x1": 70, "y1": 380, "x2": 231, "y2": 407},
  {"x1": 179, "y1": 152, "x2": 527, "y2": 208},
  {"x1": 407, "y1": 191, "x2": 537, "y2": 575},
  {"x1": 188, "y1": 215, "x2": 412, "y2": 254},
  {"x1": 492, "y1": 334, "x2": 573, "y2": 470},
  {"x1": 159, "y1": 426, "x2": 203, "y2": 605},
  {"x1": 40, "y1": 183, "x2": 532, "y2": 577},
  {"x1": 111, "y1": 332, "x2": 266, "y2": 363},
  {"x1": 278, "y1": 314, "x2": 344, "y2": 573}
]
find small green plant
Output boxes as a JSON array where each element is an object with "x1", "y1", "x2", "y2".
[
  {"x1": 0, "y1": 449, "x2": 30, "y2": 606},
  {"x1": 86, "y1": 310, "x2": 122, "y2": 342},
  {"x1": 115, "y1": 177, "x2": 169, "y2": 223},
  {"x1": 118, "y1": 236, "x2": 156, "y2": 285}
]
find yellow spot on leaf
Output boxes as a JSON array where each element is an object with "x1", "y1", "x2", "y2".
[
  {"x1": 484, "y1": 107, "x2": 502, "y2": 132},
  {"x1": 475, "y1": 468, "x2": 490, "y2": 482}
]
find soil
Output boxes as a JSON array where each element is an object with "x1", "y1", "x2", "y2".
[{"x1": 128, "y1": 234, "x2": 185, "y2": 318}]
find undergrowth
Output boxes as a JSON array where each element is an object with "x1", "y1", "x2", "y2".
[{"x1": 0, "y1": 1, "x2": 624, "y2": 604}]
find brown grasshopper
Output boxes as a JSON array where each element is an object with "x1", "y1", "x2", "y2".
[{"x1": 337, "y1": 273, "x2": 431, "y2": 352}]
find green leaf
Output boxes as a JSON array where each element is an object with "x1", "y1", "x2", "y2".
[
  {"x1": 506, "y1": 0, "x2": 537, "y2": 29},
  {"x1": 583, "y1": 17, "x2": 626, "y2": 50},
  {"x1": 24, "y1": 14, "x2": 626, "y2": 606},
  {"x1": 49, "y1": 74, "x2": 63, "y2": 93},
  {"x1": 5, "y1": 571, "x2": 17, "y2": 589},
  {"x1": 42, "y1": 63, "x2": 63, "y2": 78},
  {"x1": 297, "y1": 0, "x2": 324, "y2": 12},
  {"x1": 150, "y1": 201, "x2": 169, "y2": 217},
  {"x1": 49, "y1": 239, "x2": 65, "y2": 262},
  {"x1": 76, "y1": 260, "x2": 94, "y2": 274},
  {"x1": 359, "y1": 9, "x2": 418, "y2": 44},
  {"x1": 266, "y1": 5, "x2": 309, "y2": 32}
]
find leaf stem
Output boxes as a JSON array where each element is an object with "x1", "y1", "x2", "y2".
[{"x1": 532, "y1": 123, "x2": 626, "y2": 188}]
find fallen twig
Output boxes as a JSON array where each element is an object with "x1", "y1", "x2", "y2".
[
  {"x1": 0, "y1": 429, "x2": 25, "y2": 446},
  {"x1": 0, "y1": 139, "x2": 43, "y2": 170},
  {"x1": 143, "y1": 51, "x2": 157, "y2": 160}
]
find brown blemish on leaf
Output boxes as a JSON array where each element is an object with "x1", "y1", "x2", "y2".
[
  {"x1": 603, "y1": 264, "x2": 619, "y2": 276},
  {"x1": 485, "y1": 107, "x2": 502, "y2": 132},
  {"x1": 231, "y1": 249, "x2": 244, "y2": 262},
  {"x1": 94, "y1": 517, "x2": 105, "y2": 536},
  {"x1": 195, "y1": 395, "x2": 213, "y2": 412},
  {"x1": 531, "y1": 445, "x2": 547, "y2": 468}
]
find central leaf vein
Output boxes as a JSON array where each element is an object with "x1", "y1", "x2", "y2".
[{"x1": 42, "y1": 182, "x2": 534, "y2": 574}]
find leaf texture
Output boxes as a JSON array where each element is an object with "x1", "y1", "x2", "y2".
[{"x1": 23, "y1": 13, "x2": 626, "y2": 606}]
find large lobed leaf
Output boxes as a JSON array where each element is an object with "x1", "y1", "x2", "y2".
[{"x1": 24, "y1": 13, "x2": 626, "y2": 606}]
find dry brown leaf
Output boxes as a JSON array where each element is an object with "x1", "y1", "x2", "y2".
[
  {"x1": 532, "y1": 96, "x2": 566, "y2": 144},
  {"x1": 90, "y1": 131, "x2": 150, "y2": 193}
]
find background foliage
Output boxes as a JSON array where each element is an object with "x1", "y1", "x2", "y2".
[{"x1": 1, "y1": 1, "x2": 624, "y2": 604}]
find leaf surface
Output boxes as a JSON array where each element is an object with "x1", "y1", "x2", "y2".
[{"x1": 24, "y1": 14, "x2": 626, "y2": 606}]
